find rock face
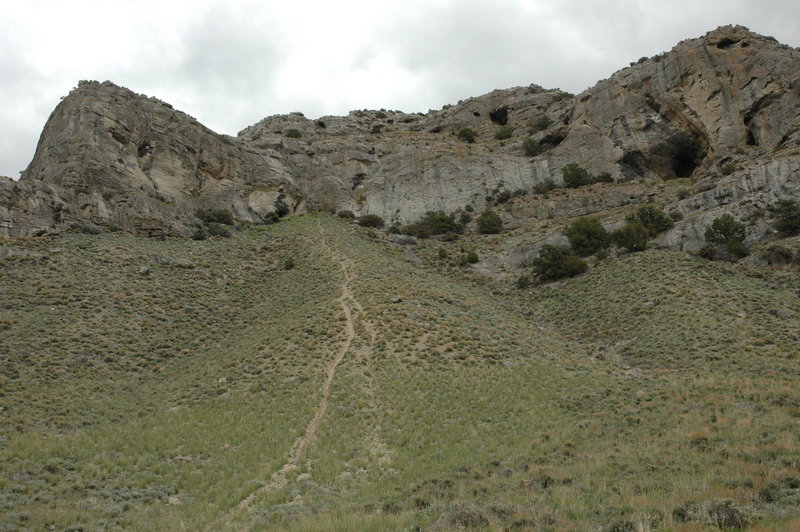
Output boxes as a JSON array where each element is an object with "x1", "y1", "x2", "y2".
[
  {"x1": 2, "y1": 25, "x2": 799, "y2": 251},
  {"x1": 3, "y1": 82, "x2": 299, "y2": 236}
]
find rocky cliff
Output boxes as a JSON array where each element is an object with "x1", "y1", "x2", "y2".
[{"x1": 2, "y1": 25, "x2": 798, "y2": 256}]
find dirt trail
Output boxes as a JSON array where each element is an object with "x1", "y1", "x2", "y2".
[{"x1": 211, "y1": 223, "x2": 367, "y2": 528}]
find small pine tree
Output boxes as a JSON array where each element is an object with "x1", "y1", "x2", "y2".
[
  {"x1": 705, "y1": 213, "x2": 745, "y2": 245},
  {"x1": 561, "y1": 164, "x2": 591, "y2": 188},
  {"x1": 457, "y1": 128, "x2": 477, "y2": 143},
  {"x1": 772, "y1": 199, "x2": 800, "y2": 236},
  {"x1": 611, "y1": 222, "x2": 649, "y2": 252},
  {"x1": 476, "y1": 209, "x2": 503, "y2": 234},
  {"x1": 528, "y1": 115, "x2": 553, "y2": 133},
  {"x1": 494, "y1": 126, "x2": 514, "y2": 140},
  {"x1": 531, "y1": 245, "x2": 587, "y2": 282},
  {"x1": 565, "y1": 217, "x2": 610, "y2": 256},
  {"x1": 522, "y1": 137, "x2": 543, "y2": 156},
  {"x1": 704, "y1": 213, "x2": 747, "y2": 258},
  {"x1": 625, "y1": 205, "x2": 674, "y2": 236},
  {"x1": 357, "y1": 214, "x2": 385, "y2": 228}
]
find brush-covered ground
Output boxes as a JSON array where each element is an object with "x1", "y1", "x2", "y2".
[{"x1": 1, "y1": 215, "x2": 799, "y2": 531}]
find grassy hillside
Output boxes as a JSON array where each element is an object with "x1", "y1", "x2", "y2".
[{"x1": 1, "y1": 216, "x2": 799, "y2": 531}]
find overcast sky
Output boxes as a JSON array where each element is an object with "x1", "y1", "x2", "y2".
[{"x1": 2, "y1": 0, "x2": 798, "y2": 178}]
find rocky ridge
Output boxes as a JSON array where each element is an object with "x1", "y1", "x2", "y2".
[{"x1": 1, "y1": 25, "x2": 798, "y2": 263}]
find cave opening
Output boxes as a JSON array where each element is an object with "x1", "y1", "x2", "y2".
[
  {"x1": 489, "y1": 107, "x2": 509, "y2": 125},
  {"x1": 671, "y1": 142, "x2": 703, "y2": 178},
  {"x1": 539, "y1": 132, "x2": 565, "y2": 150},
  {"x1": 716, "y1": 38, "x2": 738, "y2": 50}
]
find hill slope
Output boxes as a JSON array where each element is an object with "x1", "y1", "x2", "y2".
[{"x1": 2, "y1": 217, "x2": 799, "y2": 531}]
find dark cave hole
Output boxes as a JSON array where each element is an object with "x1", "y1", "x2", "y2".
[
  {"x1": 620, "y1": 151, "x2": 646, "y2": 176},
  {"x1": 539, "y1": 132, "x2": 565, "y2": 150},
  {"x1": 473, "y1": 112, "x2": 481, "y2": 117},
  {"x1": 671, "y1": 142, "x2": 702, "y2": 178},
  {"x1": 316, "y1": 120, "x2": 327, "y2": 128},
  {"x1": 716, "y1": 38, "x2": 738, "y2": 50},
  {"x1": 137, "y1": 142, "x2": 153, "y2": 157},
  {"x1": 489, "y1": 107, "x2": 509, "y2": 125},
  {"x1": 352, "y1": 173, "x2": 366, "y2": 190},
  {"x1": 746, "y1": 128, "x2": 758, "y2": 146},
  {"x1": 275, "y1": 194, "x2": 290, "y2": 217}
]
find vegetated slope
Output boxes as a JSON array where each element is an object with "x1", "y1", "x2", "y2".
[{"x1": 1, "y1": 217, "x2": 799, "y2": 531}]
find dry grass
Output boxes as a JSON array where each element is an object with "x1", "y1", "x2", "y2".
[{"x1": 1, "y1": 216, "x2": 798, "y2": 531}]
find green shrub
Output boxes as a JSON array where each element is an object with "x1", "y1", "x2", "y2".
[
  {"x1": 197, "y1": 209, "x2": 234, "y2": 226},
  {"x1": 533, "y1": 178, "x2": 557, "y2": 195},
  {"x1": 594, "y1": 172, "x2": 614, "y2": 183},
  {"x1": 285, "y1": 129, "x2": 302, "y2": 138},
  {"x1": 528, "y1": 116, "x2": 553, "y2": 134},
  {"x1": 374, "y1": 111, "x2": 388, "y2": 119},
  {"x1": 725, "y1": 240, "x2": 749, "y2": 259},
  {"x1": 565, "y1": 217, "x2": 610, "y2": 256},
  {"x1": 207, "y1": 222, "x2": 231, "y2": 238},
  {"x1": 437, "y1": 248, "x2": 449, "y2": 259},
  {"x1": 705, "y1": 213, "x2": 747, "y2": 258},
  {"x1": 283, "y1": 257, "x2": 295, "y2": 270},
  {"x1": 522, "y1": 137, "x2": 543, "y2": 156},
  {"x1": 80, "y1": 224, "x2": 102, "y2": 235},
  {"x1": 459, "y1": 211, "x2": 472, "y2": 224},
  {"x1": 457, "y1": 128, "x2": 477, "y2": 143},
  {"x1": 612, "y1": 222, "x2": 649, "y2": 252},
  {"x1": 494, "y1": 126, "x2": 514, "y2": 140},
  {"x1": 516, "y1": 275, "x2": 532, "y2": 289},
  {"x1": 476, "y1": 209, "x2": 503, "y2": 234},
  {"x1": 705, "y1": 213, "x2": 745, "y2": 246},
  {"x1": 772, "y1": 199, "x2": 800, "y2": 236},
  {"x1": 337, "y1": 210, "x2": 356, "y2": 219},
  {"x1": 456, "y1": 251, "x2": 480, "y2": 266},
  {"x1": 371, "y1": 125, "x2": 383, "y2": 134},
  {"x1": 697, "y1": 243, "x2": 717, "y2": 260},
  {"x1": 357, "y1": 214, "x2": 385, "y2": 228},
  {"x1": 560, "y1": 164, "x2": 614, "y2": 188},
  {"x1": 403, "y1": 211, "x2": 463, "y2": 237},
  {"x1": 625, "y1": 205, "x2": 674, "y2": 236},
  {"x1": 261, "y1": 212, "x2": 280, "y2": 225},
  {"x1": 561, "y1": 163, "x2": 591, "y2": 188},
  {"x1": 721, "y1": 162, "x2": 736, "y2": 175},
  {"x1": 531, "y1": 245, "x2": 587, "y2": 282},
  {"x1": 494, "y1": 190, "x2": 513, "y2": 204}
]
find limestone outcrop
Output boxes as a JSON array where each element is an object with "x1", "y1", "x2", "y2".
[
  {"x1": 3, "y1": 81, "x2": 299, "y2": 236},
  {"x1": 2, "y1": 25, "x2": 799, "y2": 260}
]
